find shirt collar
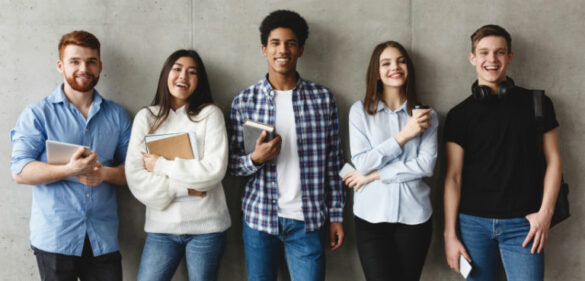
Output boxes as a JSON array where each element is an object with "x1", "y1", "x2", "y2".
[
  {"x1": 260, "y1": 73, "x2": 304, "y2": 97},
  {"x1": 376, "y1": 100, "x2": 408, "y2": 113},
  {"x1": 48, "y1": 83, "x2": 103, "y2": 107}
]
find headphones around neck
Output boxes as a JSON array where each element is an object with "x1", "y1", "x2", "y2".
[{"x1": 472, "y1": 77, "x2": 515, "y2": 102}]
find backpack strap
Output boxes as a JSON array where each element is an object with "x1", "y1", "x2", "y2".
[{"x1": 533, "y1": 90, "x2": 544, "y2": 150}]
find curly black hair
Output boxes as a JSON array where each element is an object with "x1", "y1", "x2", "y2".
[{"x1": 259, "y1": 10, "x2": 309, "y2": 47}]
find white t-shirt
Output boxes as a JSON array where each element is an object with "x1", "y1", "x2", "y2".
[{"x1": 274, "y1": 90, "x2": 303, "y2": 221}]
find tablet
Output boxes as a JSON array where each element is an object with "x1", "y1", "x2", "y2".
[{"x1": 46, "y1": 140, "x2": 90, "y2": 164}]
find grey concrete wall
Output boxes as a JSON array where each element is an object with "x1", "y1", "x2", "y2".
[{"x1": 1, "y1": 0, "x2": 583, "y2": 280}]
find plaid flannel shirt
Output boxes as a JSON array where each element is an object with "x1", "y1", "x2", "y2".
[{"x1": 229, "y1": 75, "x2": 345, "y2": 235}]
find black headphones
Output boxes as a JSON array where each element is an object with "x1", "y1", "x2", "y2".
[{"x1": 472, "y1": 77, "x2": 515, "y2": 102}]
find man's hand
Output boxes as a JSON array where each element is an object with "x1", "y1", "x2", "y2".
[
  {"x1": 329, "y1": 222, "x2": 344, "y2": 251},
  {"x1": 444, "y1": 235, "x2": 471, "y2": 274},
  {"x1": 142, "y1": 152, "x2": 160, "y2": 172},
  {"x1": 523, "y1": 210, "x2": 553, "y2": 254},
  {"x1": 250, "y1": 131, "x2": 282, "y2": 164},
  {"x1": 67, "y1": 147, "x2": 97, "y2": 176},
  {"x1": 77, "y1": 162, "x2": 105, "y2": 187}
]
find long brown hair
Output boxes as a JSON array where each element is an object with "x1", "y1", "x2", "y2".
[
  {"x1": 148, "y1": 49, "x2": 215, "y2": 133},
  {"x1": 363, "y1": 41, "x2": 418, "y2": 115}
]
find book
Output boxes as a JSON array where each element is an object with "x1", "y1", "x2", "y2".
[
  {"x1": 144, "y1": 132, "x2": 198, "y2": 160},
  {"x1": 243, "y1": 120, "x2": 275, "y2": 154},
  {"x1": 45, "y1": 140, "x2": 91, "y2": 183}
]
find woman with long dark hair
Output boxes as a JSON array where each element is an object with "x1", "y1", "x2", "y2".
[
  {"x1": 343, "y1": 41, "x2": 437, "y2": 281},
  {"x1": 125, "y1": 49, "x2": 230, "y2": 281}
]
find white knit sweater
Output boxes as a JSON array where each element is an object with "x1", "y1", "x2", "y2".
[{"x1": 125, "y1": 105, "x2": 231, "y2": 234}]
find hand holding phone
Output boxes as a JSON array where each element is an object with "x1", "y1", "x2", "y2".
[{"x1": 459, "y1": 255, "x2": 472, "y2": 278}]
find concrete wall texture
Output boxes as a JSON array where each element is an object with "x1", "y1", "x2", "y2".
[{"x1": 1, "y1": 0, "x2": 583, "y2": 280}]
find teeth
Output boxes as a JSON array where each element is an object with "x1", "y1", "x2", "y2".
[
  {"x1": 276, "y1": 58, "x2": 289, "y2": 62},
  {"x1": 176, "y1": 83, "x2": 187, "y2": 88},
  {"x1": 485, "y1": 66, "x2": 498, "y2": 70}
]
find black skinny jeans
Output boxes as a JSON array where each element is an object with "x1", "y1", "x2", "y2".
[{"x1": 355, "y1": 216, "x2": 432, "y2": 281}]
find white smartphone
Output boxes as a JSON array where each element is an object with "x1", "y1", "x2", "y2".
[
  {"x1": 338, "y1": 163, "x2": 355, "y2": 178},
  {"x1": 459, "y1": 255, "x2": 472, "y2": 278}
]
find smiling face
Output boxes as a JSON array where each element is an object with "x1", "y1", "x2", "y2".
[
  {"x1": 262, "y1": 27, "x2": 304, "y2": 79},
  {"x1": 57, "y1": 45, "x2": 102, "y2": 93},
  {"x1": 167, "y1": 56, "x2": 198, "y2": 110},
  {"x1": 470, "y1": 35, "x2": 513, "y2": 89},
  {"x1": 378, "y1": 46, "x2": 408, "y2": 90}
]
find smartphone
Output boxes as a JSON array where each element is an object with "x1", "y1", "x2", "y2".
[
  {"x1": 459, "y1": 255, "x2": 472, "y2": 278},
  {"x1": 338, "y1": 163, "x2": 355, "y2": 178}
]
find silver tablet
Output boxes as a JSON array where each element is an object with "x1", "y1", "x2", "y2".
[{"x1": 46, "y1": 140, "x2": 90, "y2": 164}]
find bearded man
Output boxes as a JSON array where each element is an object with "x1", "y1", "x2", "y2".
[{"x1": 10, "y1": 30, "x2": 131, "y2": 281}]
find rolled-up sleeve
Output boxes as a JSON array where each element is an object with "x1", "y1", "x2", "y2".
[{"x1": 10, "y1": 106, "x2": 45, "y2": 174}]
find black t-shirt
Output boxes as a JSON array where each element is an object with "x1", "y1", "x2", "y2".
[{"x1": 444, "y1": 86, "x2": 558, "y2": 218}]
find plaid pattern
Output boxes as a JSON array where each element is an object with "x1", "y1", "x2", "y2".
[{"x1": 229, "y1": 75, "x2": 345, "y2": 235}]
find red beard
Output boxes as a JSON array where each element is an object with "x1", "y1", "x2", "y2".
[{"x1": 65, "y1": 73, "x2": 99, "y2": 92}]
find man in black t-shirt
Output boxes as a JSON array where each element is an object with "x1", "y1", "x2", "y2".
[{"x1": 443, "y1": 25, "x2": 562, "y2": 281}]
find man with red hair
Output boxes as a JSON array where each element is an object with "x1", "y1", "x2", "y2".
[{"x1": 10, "y1": 30, "x2": 131, "y2": 281}]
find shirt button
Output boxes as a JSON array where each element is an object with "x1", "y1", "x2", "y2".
[
  {"x1": 86, "y1": 194, "x2": 90, "y2": 198},
  {"x1": 272, "y1": 200, "x2": 276, "y2": 204}
]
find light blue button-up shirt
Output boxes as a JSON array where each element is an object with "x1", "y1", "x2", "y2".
[
  {"x1": 348, "y1": 100, "x2": 437, "y2": 225},
  {"x1": 10, "y1": 84, "x2": 131, "y2": 256}
]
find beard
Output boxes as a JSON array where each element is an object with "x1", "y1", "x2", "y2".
[{"x1": 65, "y1": 73, "x2": 100, "y2": 92}]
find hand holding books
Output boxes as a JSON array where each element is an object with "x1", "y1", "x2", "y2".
[
  {"x1": 250, "y1": 131, "x2": 282, "y2": 164},
  {"x1": 141, "y1": 152, "x2": 159, "y2": 172},
  {"x1": 242, "y1": 120, "x2": 281, "y2": 164},
  {"x1": 143, "y1": 132, "x2": 206, "y2": 197}
]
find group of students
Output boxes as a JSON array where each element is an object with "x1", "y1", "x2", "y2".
[{"x1": 9, "y1": 8, "x2": 562, "y2": 281}]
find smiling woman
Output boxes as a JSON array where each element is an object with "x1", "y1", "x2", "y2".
[
  {"x1": 344, "y1": 41, "x2": 437, "y2": 281},
  {"x1": 125, "y1": 49, "x2": 231, "y2": 281},
  {"x1": 167, "y1": 56, "x2": 199, "y2": 110}
]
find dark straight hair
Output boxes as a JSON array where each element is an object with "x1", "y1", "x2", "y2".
[
  {"x1": 363, "y1": 41, "x2": 418, "y2": 116},
  {"x1": 148, "y1": 49, "x2": 214, "y2": 133}
]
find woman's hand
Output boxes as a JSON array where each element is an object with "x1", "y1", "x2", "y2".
[
  {"x1": 343, "y1": 170, "x2": 379, "y2": 191},
  {"x1": 142, "y1": 152, "x2": 160, "y2": 172},
  {"x1": 394, "y1": 109, "x2": 431, "y2": 146}
]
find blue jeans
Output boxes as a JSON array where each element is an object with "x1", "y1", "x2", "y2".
[
  {"x1": 459, "y1": 214, "x2": 544, "y2": 281},
  {"x1": 137, "y1": 232, "x2": 226, "y2": 281},
  {"x1": 243, "y1": 217, "x2": 325, "y2": 281}
]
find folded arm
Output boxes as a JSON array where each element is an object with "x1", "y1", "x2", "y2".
[
  {"x1": 125, "y1": 110, "x2": 186, "y2": 210},
  {"x1": 377, "y1": 111, "x2": 438, "y2": 183},
  {"x1": 153, "y1": 108, "x2": 229, "y2": 192}
]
